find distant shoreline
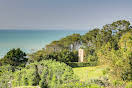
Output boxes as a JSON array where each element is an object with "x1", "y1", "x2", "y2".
[{"x1": 0, "y1": 30, "x2": 87, "y2": 58}]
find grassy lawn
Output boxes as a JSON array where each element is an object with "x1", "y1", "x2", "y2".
[{"x1": 73, "y1": 65, "x2": 107, "y2": 81}]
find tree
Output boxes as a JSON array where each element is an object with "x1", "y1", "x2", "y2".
[
  {"x1": 119, "y1": 32, "x2": 132, "y2": 51},
  {"x1": 118, "y1": 32, "x2": 132, "y2": 80},
  {"x1": 97, "y1": 32, "x2": 132, "y2": 80},
  {"x1": 3, "y1": 48, "x2": 27, "y2": 66},
  {"x1": 82, "y1": 28, "x2": 101, "y2": 49},
  {"x1": 45, "y1": 34, "x2": 81, "y2": 52},
  {"x1": 57, "y1": 49, "x2": 78, "y2": 62}
]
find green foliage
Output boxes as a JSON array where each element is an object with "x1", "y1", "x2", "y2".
[
  {"x1": 28, "y1": 49, "x2": 78, "y2": 63},
  {"x1": 28, "y1": 50, "x2": 45, "y2": 62},
  {"x1": 66, "y1": 62, "x2": 97, "y2": 67},
  {"x1": 12, "y1": 60, "x2": 77, "y2": 88},
  {"x1": 82, "y1": 28, "x2": 102, "y2": 49},
  {"x1": 97, "y1": 38, "x2": 132, "y2": 80},
  {"x1": 46, "y1": 33, "x2": 81, "y2": 52},
  {"x1": 28, "y1": 20, "x2": 131, "y2": 65},
  {"x1": 1, "y1": 20, "x2": 132, "y2": 88},
  {"x1": 2, "y1": 48, "x2": 27, "y2": 66},
  {"x1": 119, "y1": 32, "x2": 132, "y2": 51},
  {"x1": 57, "y1": 49, "x2": 78, "y2": 62},
  {"x1": 0, "y1": 65, "x2": 14, "y2": 88},
  {"x1": 97, "y1": 42, "x2": 112, "y2": 65},
  {"x1": 111, "y1": 20, "x2": 130, "y2": 31},
  {"x1": 12, "y1": 65, "x2": 41, "y2": 86}
]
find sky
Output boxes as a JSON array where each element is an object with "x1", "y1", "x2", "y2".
[{"x1": 0, "y1": 0, "x2": 132, "y2": 30}]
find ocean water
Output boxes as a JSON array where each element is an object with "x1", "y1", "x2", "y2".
[{"x1": 0, "y1": 30, "x2": 87, "y2": 58}]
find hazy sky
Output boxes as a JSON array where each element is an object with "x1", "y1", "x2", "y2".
[{"x1": 0, "y1": 0, "x2": 132, "y2": 30}]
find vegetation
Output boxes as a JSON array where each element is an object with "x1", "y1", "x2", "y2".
[
  {"x1": 28, "y1": 49, "x2": 78, "y2": 63},
  {"x1": 66, "y1": 62, "x2": 97, "y2": 67},
  {"x1": 0, "y1": 65, "x2": 14, "y2": 88},
  {"x1": 45, "y1": 34, "x2": 81, "y2": 52},
  {"x1": 12, "y1": 60, "x2": 77, "y2": 88},
  {"x1": 97, "y1": 33, "x2": 132, "y2": 80},
  {"x1": 0, "y1": 20, "x2": 132, "y2": 88},
  {"x1": 0, "y1": 48, "x2": 27, "y2": 66}
]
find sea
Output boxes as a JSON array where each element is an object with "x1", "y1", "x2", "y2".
[{"x1": 0, "y1": 29, "x2": 87, "y2": 58}]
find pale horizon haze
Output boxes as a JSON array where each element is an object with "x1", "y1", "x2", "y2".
[{"x1": 0, "y1": 0, "x2": 132, "y2": 30}]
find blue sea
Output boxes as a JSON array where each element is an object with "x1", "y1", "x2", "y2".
[{"x1": 0, "y1": 30, "x2": 87, "y2": 58}]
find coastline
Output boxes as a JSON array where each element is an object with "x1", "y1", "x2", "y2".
[{"x1": 0, "y1": 30, "x2": 87, "y2": 58}]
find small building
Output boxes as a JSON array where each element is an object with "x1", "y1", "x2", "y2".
[{"x1": 78, "y1": 49, "x2": 85, "y2": 62}]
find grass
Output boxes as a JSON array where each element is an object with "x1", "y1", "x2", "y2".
[{"x1": 73, "y1": 65, "x2": 107, "y2": 81}]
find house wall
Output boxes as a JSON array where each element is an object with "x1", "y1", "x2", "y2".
[{"x1": 78, "y1": 49, "x2": 84, "y2": 62}]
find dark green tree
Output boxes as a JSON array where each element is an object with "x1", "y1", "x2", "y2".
[{"x1": 3, "y1": 48, "x2": 27, "y2": 66}]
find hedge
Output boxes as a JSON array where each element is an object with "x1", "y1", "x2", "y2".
[{"x1": 66, "y1": 62, "x2": 97, "y2": 67}]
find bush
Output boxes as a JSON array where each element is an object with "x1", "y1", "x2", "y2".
[
  {"x1": 12, "y1": 65, "x2": 41, "y2": 86},
  {"x1": 12, "y1": 60, "x2": 78, "y2": 88},
  {"x1": 66, "y1": 62, "x2": 97, "y2": 67},
  {"x1": 0, "y1": 65, "x2": 14, "y2": 88}
]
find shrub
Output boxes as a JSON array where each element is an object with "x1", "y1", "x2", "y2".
[
  {"x1": 12, "y1": 60, "x2": 78, "y2": 88},
  {"x1": 0, "y1": 65, "x2": 14, "y2": 88},
  {"x1": 12, "y1": 65, "x2": 41, "y2": 86},
  {"x1": 66, "y1": 62, "x2": 97, "y2": 67}
]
